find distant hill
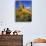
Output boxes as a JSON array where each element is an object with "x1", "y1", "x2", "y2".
[{"x1": 33, "y1": 38, "x2": 46, "y2": 43}]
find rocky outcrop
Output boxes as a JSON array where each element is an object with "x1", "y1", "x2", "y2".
[{"x1": 32, "y1": 38, "x2": 46, "y2": 43}]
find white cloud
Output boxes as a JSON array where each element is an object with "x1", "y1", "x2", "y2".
[{"x1": 26, "y1": 7, "x2": 30, "y2": 9}]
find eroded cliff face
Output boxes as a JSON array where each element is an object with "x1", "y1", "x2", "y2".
[{"x1": 32, "y1": 38, "x2": 46, "y2": 43}]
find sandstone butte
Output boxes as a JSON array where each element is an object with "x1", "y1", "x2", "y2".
[{"x1": 16, "y1": 4, "x2": 32, "y2": 16}]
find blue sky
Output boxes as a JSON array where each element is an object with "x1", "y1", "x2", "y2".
[
  {"x1": 16, "y1": 1, "x2": 32, "y2": 8},
  {"x1": 16, "y1": 0, "x2": 32, "y2": 1}
]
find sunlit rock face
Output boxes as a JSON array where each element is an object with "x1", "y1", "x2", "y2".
[
  {"x1": 32, "y1": 38, "x2": 46, "y2": 43},
  {"x1": 16, "y1": 4, "x2": 32, "y2": 16}
]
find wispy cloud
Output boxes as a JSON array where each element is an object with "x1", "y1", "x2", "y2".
[{"x1": 26, "y1": 7, "x2": 31, "y2": 9}]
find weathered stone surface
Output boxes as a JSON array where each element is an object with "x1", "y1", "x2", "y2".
[{"x1": 0, "y1": 35, "x2": 23, "y2": 46}]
